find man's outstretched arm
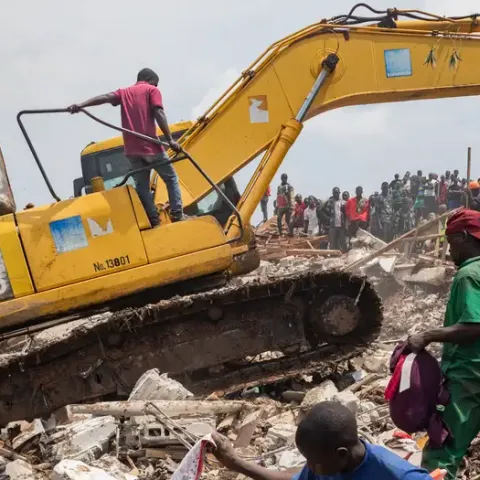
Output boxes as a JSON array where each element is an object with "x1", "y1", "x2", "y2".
[
  {"x1": 212, "y1": 432, "x2": 293, "y2": 480},
  {"x1": 67, "y1": 92, "x2": 119, "y2": 113}
]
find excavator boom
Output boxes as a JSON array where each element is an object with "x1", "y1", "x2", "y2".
[{"x1": 154, "y1": 8, "x2": 480, "y2": 228}]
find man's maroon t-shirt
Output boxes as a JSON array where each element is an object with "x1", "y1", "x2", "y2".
[{"x1": 112, "y1": 81, "x2": 164, "y2": 156}]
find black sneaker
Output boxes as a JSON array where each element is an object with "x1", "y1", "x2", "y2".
[{"x1": 171, "y1": 213, "x2": 193, "y2": 222}]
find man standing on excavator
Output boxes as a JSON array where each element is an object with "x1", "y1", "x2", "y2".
[{"x1": 67, "y1": 68, "x2": 186, "y2": 226}]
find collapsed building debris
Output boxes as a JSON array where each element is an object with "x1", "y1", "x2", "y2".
[{"x1": 0, "y1": 211, "x2": 474, "y2": 478}]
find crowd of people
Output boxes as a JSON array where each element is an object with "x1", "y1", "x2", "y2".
[{"x1": 261, "y1": 170, "x2": 480, "y2": 252}]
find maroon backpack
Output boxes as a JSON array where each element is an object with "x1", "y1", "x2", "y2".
[{"x1": 385, "y1": 343, "x2": 450, "y2": 448}]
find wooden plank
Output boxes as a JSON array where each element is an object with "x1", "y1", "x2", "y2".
[
  {"x1": 434, "y1": 220, "x2": 441, "y2": 257},
  {"x1": 402, "y1": 233, "x2": 445, "y2": 243},
  {"x1": 441, "y1": 240, "x2": 449, "y2": 261}
]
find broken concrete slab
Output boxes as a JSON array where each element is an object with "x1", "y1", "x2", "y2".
[
  {"x1": 378, "y1": 256, "x2": 398, "y2": 274},
  {"x1": 53, "y1": 405, "x2": 92, "y2": 426},
  {"x1": 332, "y1": 391, "x2": 360, "y2": 415},
  {"x1": 128, "y1": 369, "x2": 193, "y2": 401},
  {"x1": 278, "y1": 256, "x2": 296, "y2": 268},
  {"x1": 364, "y1": 351, "x2": 391, "y2": 374},
  {"x1": 125, "y1": 415, "x2": 215, "y2": 447},
  {"x1": 405, "y1": 267, "x2": 446, "y2": 288},
  {"x1": 358, "y1": 401, "x2": 382, "y2": 425},
  {"x1": 276, "y1": 448, "x2": 305, "y2": 470},
  {"x1": 12, "y1": 418, "x2": 44, "y2": 451},
  {"x1": 4, "y1": 458, "x2": 33, "y2": 480},
  {"x1": 265, "y1": 410, "x2": 296, "y2": 427},
  {"x1": 265, "y1": 424, "x2": 296, "y2": 449},
  {"x1": 43, "y1": 416, "x2": 116, "y2": 464},
  {"x1": 300, "y1": 380, "x2": 338, "y2": 409},
  {"x1": 91, "y1": 455, "x2": 137, "y2": 479},
  {"x1": 235, "y1": 408, "x2": 265, "y2": 448},
  {"x1": 354, "y1": 229, "x2": 388, "y2": 251},
  {"x1": 52, "y1": 459, "x2": 137, "y2": 480}
]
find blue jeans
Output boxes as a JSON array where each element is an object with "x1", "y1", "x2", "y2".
[{"x1": 127, "y1": 151, "x2": 182, "y2": 226}]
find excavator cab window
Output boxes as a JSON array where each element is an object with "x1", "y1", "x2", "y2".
[{"x1": 184, "y1": 177, "x2": 241, "y2": 226}]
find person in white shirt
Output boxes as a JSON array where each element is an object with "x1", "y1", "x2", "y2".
[{"x1": 304, "y1": 196, "x2": 320, "y2": 236}]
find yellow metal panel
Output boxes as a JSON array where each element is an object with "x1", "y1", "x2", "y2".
[
  {"x1": 0, "y1": 244, "x2": 232, "y2": 330},
  {"x1": 126, "y1": 186, "x2": 151, "y2": 231},
  {"x1": 142, "y1": 216, "x2": 226, "y2": 263},
  {"x1": 16, "y1": 188, "x2": 148, "y2": 292},
  {"x1": 81, "y1": 121, "x2": 193, "y2": 155},
  {"x1": 0, "y1": 214, "x2": 34, "y2": 297},
  {"x1": 154, "y1": 67, "x2": 295, "y2": 207}
]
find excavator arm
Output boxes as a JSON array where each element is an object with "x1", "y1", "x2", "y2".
[{"x1": 153, "y1": 7, "x2": 480, "y2": 236}]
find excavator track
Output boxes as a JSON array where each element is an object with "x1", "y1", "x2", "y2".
[{"x1": 0, "y1": 270, "x2": 382, "y2": 425}]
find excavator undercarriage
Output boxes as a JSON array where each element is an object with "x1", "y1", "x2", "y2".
[{"x1": 0, "y1": 270, "x2": 382, "y2": 424}]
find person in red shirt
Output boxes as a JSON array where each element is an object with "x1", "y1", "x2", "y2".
[
  {"x1": 437, "y1": 175, "x2": 448, "y2": 207},
  {"x1": 68, "y1": 68, "x2": 185, "y2": 227},
  {"x1": 345, "y1": 186, "x2": 370, "y2": 237},
  {"x1": 290, "y1": 194, "x2": 306, "y2": 234}
]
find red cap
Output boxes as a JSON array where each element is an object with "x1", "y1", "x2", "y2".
[{"x1": 446, "y1": 209, "x2": 480, "y2": 240}]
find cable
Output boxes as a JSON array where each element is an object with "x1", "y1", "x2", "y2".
[{"x1": 324, "y1": 2, "x2": 480, "y2": 28}]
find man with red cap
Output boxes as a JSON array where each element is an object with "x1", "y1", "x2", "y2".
[{"x1": 409, "y1": 209, "x2": 480, "y2": 479}]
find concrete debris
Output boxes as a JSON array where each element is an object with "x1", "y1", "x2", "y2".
[
  {"x1": 378, "y1": 256, "x2": 397, "y2": 274},
  {"x1": 128, "y1": 369, "x2": 193, "y2": 401},
  {"x1": 405, "y1": 266, "x2": 447, "y2": 288},
  {"x1": 52, "y1": 459, "x2": 136, "y2": 480},
  {"x1": 90, "y1": 456, "x2": 135, "y2": 479},
  {"x1": 4, "y1": 458, "x2": 33, "y2": 480},
  {"x1": 11, "y1": 418, "x2": 45, "y2": 451},
  {"x1": 234, "y1": 408, "x2": 265, "y2": 448},
  {"x1": 353, "y1": 229, "x2": 388, "y2": 251},
  {"x1": 332, "y1": 390, "x2": 360, "y2": 415},
  {"x1": 300, "y1": 380, "x2": 338, "y2": 409},
  {"x1": 0, "y1": 227, "x2": 459, "y2": 479},
  {"x1": 264, "y1": 424, "x2": 297, "y2": 449},
  {"x1": 43, "y1": 416, "x2": 117, "y2": 463},
  {"x1": 364, "y1": 351, "x2": 391, "y2": 375},
  {"x1": 275, "y1": 448, "x2": 305, "y2": 470},
  {"x1": 358, "y1": 401, "x2": 382, "y2": 425}
]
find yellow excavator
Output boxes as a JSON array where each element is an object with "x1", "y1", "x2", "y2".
[{"x1": 0, "y1": 5, "x2": 478, "y2": 423}]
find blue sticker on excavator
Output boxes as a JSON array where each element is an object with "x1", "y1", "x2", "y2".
[
  {"x1": 384, "y1": 48, "x2": 412, "y2": 78},
  {"x1": 50, "y1": 215, "x2": 88, "y2": 254}
]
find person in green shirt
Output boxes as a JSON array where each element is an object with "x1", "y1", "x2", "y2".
[{"x1": 408, "y1": 209, "x2": 480, "y2": 479}]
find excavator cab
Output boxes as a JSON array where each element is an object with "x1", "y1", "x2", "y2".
[
  {"x1": 73, "y1": 122, "x2": 192, "y2": 197},
  {"x1": 72, "y1": 120, "x2": 243, "y2": 229}
]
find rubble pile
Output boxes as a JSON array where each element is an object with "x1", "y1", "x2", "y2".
[
  {"x1": 0, "y1": 282, "x2": 456, "y2": 480},
  {"x1": 254, "y1": 216, "x2": 342, "y2": 261},
  {"x1": 0, "y1": 220, "x2": 468, "y2": 479}
]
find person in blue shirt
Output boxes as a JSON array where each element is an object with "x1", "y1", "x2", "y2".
[{"x1": 212, "y1": 401, "x2": 433, "y2": 480}]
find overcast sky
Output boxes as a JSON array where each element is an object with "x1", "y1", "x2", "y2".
[{"x1": 2, "y1": 0, "x2": 479, "y2": 223}]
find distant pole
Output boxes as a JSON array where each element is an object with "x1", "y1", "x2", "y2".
[{"x1": 467, "y1": 147, "x2": 472, "y2": 208}]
